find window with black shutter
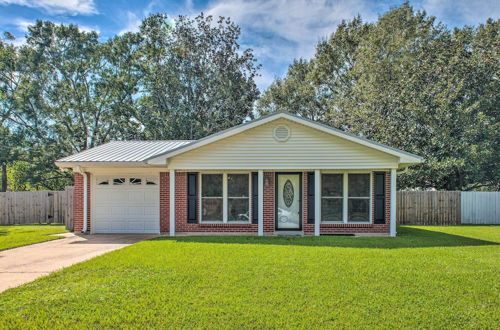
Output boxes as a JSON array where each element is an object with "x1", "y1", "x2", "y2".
[
  {"x1": 307, "y1": 172, "x2": 315, "y2": 223},
  {"x1": 187, "y1": 172, "x2": 198, "y2": 223},
  {"x1": 374, "y1": 172, "x2": 386, "y2": 224},
  {"x1": 252, "y1": 172, "x2": 258, "y2": 224}
]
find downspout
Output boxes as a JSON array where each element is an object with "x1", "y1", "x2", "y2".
[{"x1": 75, "y1": 166, "x2": 88, "y2": 233}]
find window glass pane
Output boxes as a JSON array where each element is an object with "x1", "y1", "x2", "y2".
[
  {"x1": 322, "y1": 174, "x2": 343, "y2": 197},
  {"x1": 98, "y1": 179, "x2": 109, "y2": 185},
  {"x1": 348, "y1": 174, "x2": 370, "y2": 197},
  {"x1": 228, "y1": 198, "x2": 249, "y2": 221},
  {"x1": 202, "y1": 174, "x2": 222, "y2": 197},
  {"x1": 146, "y1": 178, "x2": 157, "y2": 185},
  {"x1": 228, "y1": 174, "x2": 249, "y2": 197},
  {"x1": 321, "y1": 198, "x2": 343, "y2": 221},
  {"x1": 202, "y1": 198, "x2": 223, "y2": 221},
  {"x1": 130, "y1": 178, "x2": 142, "y2": 185},
  {"x1": 348, "y1": 199, "x2": 370, "y2": 222},
  {"x1": 113, "y1": 178, "x2": 125, "y2": 185}
]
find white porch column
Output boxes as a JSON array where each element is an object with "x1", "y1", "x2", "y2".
[
  {"x1": 258, "y1": 170, "x2": 264, "y2": 236},
  {"x1": 390, "y1": 169, "x2": 397, "y2": 237},
  {"x1": 169, "y1": 169, "x2": 176, "y2": 237},
  {"x1": 314, "y1": 170, "x2": 321, "y2": 236}
]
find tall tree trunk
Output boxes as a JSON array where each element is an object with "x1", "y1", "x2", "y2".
[{"x1": 1, "y1": 161, "x2": 7, "y2": 192}]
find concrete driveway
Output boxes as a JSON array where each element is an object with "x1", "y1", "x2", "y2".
[{"x1": 0, "y1": 233, "x2": 156, "y2": 293}]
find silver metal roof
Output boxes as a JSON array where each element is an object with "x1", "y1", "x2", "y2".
[{"x1": 57, "y1": 140, "x2": 193, "y2": 162}]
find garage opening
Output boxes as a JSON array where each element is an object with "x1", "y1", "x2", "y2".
[{"x1": 92, "y1": 175, "x2": 160, "y2": 233}]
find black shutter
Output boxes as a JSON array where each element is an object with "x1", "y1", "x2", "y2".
[
  {"x1": 374, "y1": 172, "x2": 385, "y2": 224},
  {"x1": 307, "y1": 172, "x2": 315, "y2": 224},
  {"x1": 187, "y1": 172, "x2": 198, "y2": 223},
  {"x1": 251, "y1": 172, "x2": 258, "y2": 224}
]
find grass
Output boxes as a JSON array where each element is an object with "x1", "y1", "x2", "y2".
[
  {"x1": 0, "y1": 225, "x2": 499, "y2": 329},
  {"x1": 0, "y1": 224, "x2": 67, "y2": 251}
]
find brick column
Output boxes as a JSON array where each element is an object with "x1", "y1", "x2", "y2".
[
  {"x1": 175, "y1": 172, "x2": 188, "y2": 229},
  {"x1": 73, "y1": 172, "x2": 91, "y2": 233},
  {"x1": 263, "y1": 172, "x2": 275, "y2": 234},
  {"x1": 303, "y1": 172, "x2": 314, "y2": 233},
  {"x1": 73, "y1": 173, "x2": 84, "y2": 233},
  {"x1": 160, "y1": 172, "x2": 170, "y2": 233}
]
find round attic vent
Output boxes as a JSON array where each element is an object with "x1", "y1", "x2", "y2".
[{"x1": 273, "y1": 124, "x2": 290, "y2": 142}]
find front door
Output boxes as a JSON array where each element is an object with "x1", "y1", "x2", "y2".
[{"x1": 276, "y1": 173, "x2": 302, "y2": 230}]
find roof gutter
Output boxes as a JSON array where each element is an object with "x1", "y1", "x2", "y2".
[{"x1": 74, "y1": 165, "x2": 88, "y2": 234}]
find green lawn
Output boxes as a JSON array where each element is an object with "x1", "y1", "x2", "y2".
[
  {"x1": 0, "y1": 226, "x2": 499, "y2": 329},
  {"x1": 0, "y1": 224, "x2": 67, "y2": 251}
]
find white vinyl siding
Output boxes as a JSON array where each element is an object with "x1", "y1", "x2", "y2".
[{"x1": 168, "y1": 119, "x2": 398, "y2": 170}]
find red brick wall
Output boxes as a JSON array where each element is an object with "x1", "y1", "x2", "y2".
[
  {"x1": 174, "y1": 172, "x2": 258, "y2": 233},
  {"x1": 73, "y1": 172, "x2": 91, "y2": 233},
  {"x1": 303, "y1": 172, "x2": 314, "y2": 233},
  {"x1": 156, "y1": 170, "x2": 392, "y2": 235},
  {"x1": 159, "y1": 172, "x2": 170, "y2": 233},
  {"x1": 263, "y1": 172, "x2": 275, "y2": 233}
]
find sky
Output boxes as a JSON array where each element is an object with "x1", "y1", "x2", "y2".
[{"x1": 0, "y1": 0, "x2": 498, "y2": 91}]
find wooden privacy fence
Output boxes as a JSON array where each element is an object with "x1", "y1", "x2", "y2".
[
  {"x1": 0, "y1": 187, "x2": 74, "y2": 230},
  {"x1": 1, "y1": 188, "x2": 498, "y2": 229},
  {"x1": 397, "y1": 191, "x2": 461, "y2": 225}
]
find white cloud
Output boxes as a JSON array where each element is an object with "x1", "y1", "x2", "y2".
[
  {"x1": 118, "y1": 11, "x2": 142, "y2": 35},
  {"x1": 206, "y1": 0, "x2": 376, "y2": 59},
  {"x1": 117, "y1": 1, "x2": 163, "y2": 35},
  {"x1": 203, "y1": 0, "x2": 377, "y2": 90},
  {"x1": 420, "y1": 0, "x2": 500, "y2": 25},
  {"x1": 0, "y1": 0, "x2": 97, "y2": 15},
  {"x1": 14, "y1": 19, "x2": 32, "y2": 32}
]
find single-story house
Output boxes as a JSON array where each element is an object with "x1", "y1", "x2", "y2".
[{"x1": 56, "y1": 111, "x2": 422, "y2": 237}]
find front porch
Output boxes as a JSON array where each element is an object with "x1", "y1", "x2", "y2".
[{"x1": 163, "y1": 170, "x2": 397, "y2": 237}]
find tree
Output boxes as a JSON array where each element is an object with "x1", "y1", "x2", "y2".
[
  {"x1": 12, "y1": 21, "x2": 141, "y2": 153},
  {"x1": 1, "y1": 15, "x2": 261, "y2": 190},
  {"x1": 257, "y1": 4, "x2": 499, "y2": 190},
  {"x1": 135, "y1": 13, "x2": 260, "y2": 140},
  {"x1": 1, "y1": 21, "x2": 144, "y2": 190},
  {"x1": 0, "y1": 34, "x2": 23, "y2": 191}
]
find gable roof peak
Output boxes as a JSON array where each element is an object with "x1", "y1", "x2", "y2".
[{"x1": 145, "y1": 110, "x2": 422, "y2": 164}]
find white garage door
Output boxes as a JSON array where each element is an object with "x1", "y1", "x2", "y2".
[{"x1": 92, "y1": 175, "x2": 160, "y2": 233}]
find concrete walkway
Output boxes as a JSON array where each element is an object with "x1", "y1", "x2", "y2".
[{"x1": 0, "y1": 233, "x2": 156, "y2": 293}]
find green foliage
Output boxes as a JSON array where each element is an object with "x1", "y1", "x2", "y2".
[
  {"x1": 135, "y1": 13, "x2": 260, "y2": 139},
  {"x1": 258, "y1": 4, "x2": 499, "y2": 190},
  {"x1": 0, "y1": 224, "x2": 67, "y2": 251},
  {"x1": 0, "y1": 14, "x2": 260, "y2": 190},
  {"x1": 0, "y1": 226, "x2": 498, "y2": 328}
]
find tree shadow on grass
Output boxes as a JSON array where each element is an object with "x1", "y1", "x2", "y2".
[{"x1": 151, "y1": 226, "x2": 500, "y2": 249}]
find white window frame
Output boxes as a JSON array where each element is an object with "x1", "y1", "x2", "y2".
[
  {"x1": 320, "y1": 171, "x2": 373, "y2": 224},
  {"x1": 199, "y1": 172, "x2": 252, "y2": 224}
]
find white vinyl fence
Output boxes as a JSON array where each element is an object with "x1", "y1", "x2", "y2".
[{"x1": 461, "y1": 192, "x2": 500, "y2": 224}]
